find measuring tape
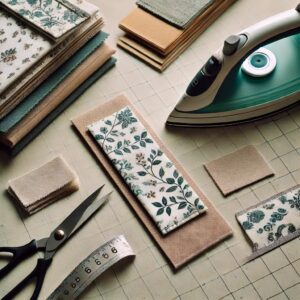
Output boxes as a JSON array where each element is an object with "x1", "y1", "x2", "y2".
[{"x1": 47, "y1": 235, "x2": 135, "y2": 300}]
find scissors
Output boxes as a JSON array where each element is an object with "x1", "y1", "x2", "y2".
[{"x1": 0, "y1": 185, "x2": 112, "y2": 300}]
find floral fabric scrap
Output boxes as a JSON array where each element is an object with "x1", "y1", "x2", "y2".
[
  {"x1": 0, "y1": 10, "x2": 51, "y2": 95},
  {"x1": 88, "y1": 106, "x2": 207, "y2": 235},
  {"x1": 1, "y1": 0, "x2": 89, "y2": 40},
  {"x1": 236, "y1": 185, "x2": 300, "y2": 261}
]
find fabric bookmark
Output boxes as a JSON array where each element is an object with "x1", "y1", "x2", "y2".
[
  {"x1": 236, "y1": 185, "x2": 300, "y2": 262},
  {"x1": 88, "y1": 107, "x2": 207, "y2": 235}
]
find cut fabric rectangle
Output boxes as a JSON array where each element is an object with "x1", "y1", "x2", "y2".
[
  {"x1": 7, "y1": 57, "x2": 117, "y2": 156},
  {"x1": 0, "y1": 9, "x2": 52, "y2": 95},
  {"x1": 136, "y1": 0, "x2": 213, "y2": 29},
  {"x1": 88, "y1": 107, "x2": 207, "y2": 235},
  {"x1": 236, "y1": 185, "x2": 300, "y2": 262},
  {"x1": 204, "y1": 145, "x2": 274, "y2": 196},
  {"x1": 0, "y1": 0, "x2": 89, "y2": 40},
  {"x1": 0, "y1": 9, "x2": 102, "y2": 119},
  {"x1": 72, "y1": 95, "x2": 232, "y2": 269},
  {"x1": 8, "y1": 156, "x2": 79, "y2": 214},
  {"x1": 0, "y1": 31, "x2": 109, "y2": 136}
]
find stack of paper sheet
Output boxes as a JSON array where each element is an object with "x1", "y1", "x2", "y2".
[
  {"x1": 117, "y1": 0, "x2": 236, "y2": 71},
  {"x1": 0, "y1": 0, "x2": 116, "y2": 154}
]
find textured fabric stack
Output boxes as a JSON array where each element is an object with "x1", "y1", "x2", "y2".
[
  {"x1": 118, "y1": 0, "x2": 236, "y2": 71},
  {"x1": 0, "y1": 0, "x2": 116, "y2": 155}
]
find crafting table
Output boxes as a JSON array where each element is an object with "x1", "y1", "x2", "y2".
[{"x1": 1, "y1": 0, "x2": 300, "y2": 299}]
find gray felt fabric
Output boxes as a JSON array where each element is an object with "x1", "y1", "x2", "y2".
[{"x1": 136, "y1": 0, "x2": 214, "y2": 28}]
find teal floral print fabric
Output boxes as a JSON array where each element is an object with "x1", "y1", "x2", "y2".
[
  {"x1": 88, "y1": 107, "x2": 207, "y2": 235},
  {"x1": 1, "y1": 0, "x2": 89, "y2": 40},
  {"x1": 0, "y1": 9, "x2": 51, "y2": 94},
  {"x1": 236, "y1": 185, "x2": 300, "y2": 260}
]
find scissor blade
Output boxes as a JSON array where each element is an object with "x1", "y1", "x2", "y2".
[{"x1": 46, "y1": 186, "x2": 111, "y2": 252}]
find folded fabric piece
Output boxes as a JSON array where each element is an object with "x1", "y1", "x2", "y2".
[
  {"x1": 118, "y1": 0, "x2": 236, "y2": 71},
  {"x1": 0, "y1": 0, "x2": 89, "y2": 41},
  {"x1": 0, "y1": 4, "x2": 102, "y2": 118},
  {"x1": 0, "y1": 42, "x2": 115, "y2": 148},
  {"x1": 204, "y1": 145, "x2": 274, "y2": 196},
  {"x1": 88, "y1": 107, "x2": 207, "y2": 235},
  {"x1": 137, "y1": 0, "x2": 213, "y2": 28},
  {"x1": 236, "y1": 185, "x2": 300, "y2": 262},
  {"x1": 0, "y1": 31, "x2": 109, "y2": 139},
  {"x1": 0, "y1": 9, "x2": 52, "y2": 95},
  {"x1": 72, "y1": 95, "x2": 232, "y2": 268},
  {"x1": 8, "y1": 156, "x2": 79, "y2": 214},
  {"x1": 7, "y1": 57, "x2": 117, "y2": 156}
]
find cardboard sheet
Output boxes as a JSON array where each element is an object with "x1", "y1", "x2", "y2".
[{"x1": 72, "y1": 95, "x2": 233, "y2": 269}]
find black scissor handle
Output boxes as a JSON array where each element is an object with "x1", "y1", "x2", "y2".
[
  {"x1": 0, "y1": 239, "x2": 38, "y2": 279},
  {"x1": 2, "y1": 258, "x2": 52, "y2": 300}
]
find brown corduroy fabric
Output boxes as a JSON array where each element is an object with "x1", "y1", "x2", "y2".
[{"x1": 72, "y1": 95, "x2": 233, "y2": 269}]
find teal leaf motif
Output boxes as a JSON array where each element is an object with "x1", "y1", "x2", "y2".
[
  {"x1": 105, "y1": 120, "x2": 112, "y2": 126},
  {"x1": 169, "y1": 196, "x2": 176, "y2": 203},
  {"x1": 137, "y1": 171, "x2": 147, "y2": 176},
  {"x1": 157, "y1": 150, "x2": 163, "y2": 156},
  {"x1": 95, "y1": 134, "x2": 104, "y2": 140},
  {"x1": 152, "y1": 202, "x2": 163, "y2": 208},
  {"x1": 141, "y1": 131, "x2": 147, "y2": 138},
  {"x1": 185, "y1": 191, "x2": 192, "y2": 198},
  {"x1": 33, "y1": 11, "x2": 43, "y2": 17},
  {"x1": 166, "y1": 178, "x2": 175, "y2": 184},
  {"x1": 114, "y1": 150, "x2": 123, "y2": 155},
  {"x1": 134, "y1": 135, "x2": 140, "y2": 141},
  {"x1": 153, "y1": 160, "x2": 161, "y2": 166},
  {"x1": 106, "y1": 138, "x2": 115, "y2": 143},
  {"x1": 123, "y1": 148, "x2": 131, "y2": 153},
  {"x1": 26, "y1": 0, "x2": 38, "y2": 5},
  {"x1": 162, "y1": 197, "x2": 167, "y2": 206},
  {"x1": 157, "y1": 208, "x2": 164, "y2": 216},
  {"x1": 166, "y1": 186, "x2": 177, "y2": 193},
  {"x1": 140, "y1": 141, "x2": 146, "y2": 147},
  {"x1": 159, "y1": 167, "x2": 165, "y2": 178},
  {"x1": 131, "y1": 145, "x2": 139, "y2": 150},
  {"x1": 173, "y1": 170, "x2": 179, "y2": 178},
  {"x1": 166, "y1": 207, "x2": 171, "y2": 216},
  {"x1": 145, "y1": 138, "x2": 153, "y2": 143},
  {"x1": 177, "y1": 177, "x2": 183, "y2": 185},
  {"x1": 100, "y1": 127, "x2": 108, "y2": 134},
  {"x1": 178, "y1": 202, "x2": 187, "y2": 209},
  {"x1": 117, "y1": 141, "x2": 122, "y2": 149}
]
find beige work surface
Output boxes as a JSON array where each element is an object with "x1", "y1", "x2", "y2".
[{"x1": 1, "y1": 0, "x2": 300, "y2": 299}]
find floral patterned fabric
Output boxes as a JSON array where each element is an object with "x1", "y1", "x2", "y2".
[
  {"x1": 236, "y1": 186, "x2": 300, "y2": 257},
  {"x1": 88, "y1": 107, "x2": 207, "y2": 235},
  {"x1": 1, "y1": 0, "x2": 89, "y2": 40},
  {"x1": 0, "y1": 9, "x2": 51, "y2": 94}
]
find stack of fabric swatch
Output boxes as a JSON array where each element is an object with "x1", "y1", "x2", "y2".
[
  {"x1": 118, "y1": 0, "x2": 236, "y2": 71},
  {"x1": 0, "y1": 0, "x2": 116, "y2": 155}
]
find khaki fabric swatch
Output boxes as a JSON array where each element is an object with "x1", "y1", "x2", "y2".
[
  {"x1": 72, "y1": 95, "x2": 232, "y2": 269},
  {"x1": 1, "y1": 43, "x2": 115, "y2": 148},
  {"x1": 118, "y1": 0, "x2": 236, "y2": 71},
  {"x1": 204, "y1": 145, "x2": 274, "y2": 196},
  {"x1": 8, "y1": 156, "x2": 79, "y2": 214}
]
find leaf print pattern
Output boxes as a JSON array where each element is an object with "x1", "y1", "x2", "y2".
[
  {"x1": 88, "y1": 107, "x2": 207, "y2": 235},
  {"x1": 0, "y1": 10, "x2": 51, "y2": 94},
  {"x1": 2, "y1": 0, "x2": 88, "y2": 39},
  {"x1": 237, "y1": 186, "x2": 300, "y2": 251}
]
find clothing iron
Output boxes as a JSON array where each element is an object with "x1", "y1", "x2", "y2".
[{"x1": 167, "y1": 4, "x2": 300, "y2": 127}]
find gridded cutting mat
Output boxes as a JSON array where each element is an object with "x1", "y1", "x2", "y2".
[{"x1": 1, "y1": 0, "x2": 300, "y2": 299}]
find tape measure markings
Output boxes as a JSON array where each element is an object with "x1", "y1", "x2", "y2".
[{"x1": 47, "y1": 235, "x2": 135, "y2": 300}]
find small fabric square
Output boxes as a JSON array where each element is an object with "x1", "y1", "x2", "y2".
[
  {"x1": 236, "y1": 185, "x2": 300, "y2": 262},
  {"x1": 88, "y1": 106, "x2": 207, "y2": 235},
  {"x1": 204, "y1": 145, "x2": 274, "y2": 196},
  {"x1": 8, "y1": 156, "x2": 79, "y2": 214}
]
